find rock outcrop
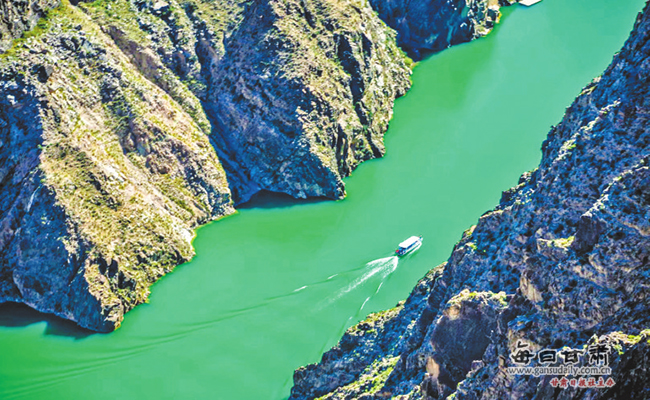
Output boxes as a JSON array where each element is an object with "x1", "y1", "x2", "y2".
[
  {"x1": 369, "y1": 0, "x2": 518, "y2": 59},
  {"x1": 291, "y1": 3, "x2": 650, "y2": 399},
  {"x1": 0, "y1": 0, "x2": 61, "y2": 53},
  {"x1": 0, "y1": 2, "x2": 235, "y2": 331},
  {"x1": 201, "y1": 0, "x2": 412, "y2": 202},
  {"x1": 0, "y1": 0, "x2": 410, "y2": 330},
  {"x1": 1, "y1": 0, "x2": 513, "y2": 331},
  {"x1": 78, "y1": 0, "x2": 413, "y2": 203}
]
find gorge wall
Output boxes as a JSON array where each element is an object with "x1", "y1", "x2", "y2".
[
  {"x1": 369, "y1": 0, "x2": 517, "y2": 59},
  {"x1": 291, "y1": 2, "x2": 650, "y2": 399},
  {"x1": 0, "y1": 0, "x2": 509, "y2": 331}
]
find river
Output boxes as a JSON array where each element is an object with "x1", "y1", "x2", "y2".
[{"x1": 0, "y1": 0, "x2": 644, "y2": 398}]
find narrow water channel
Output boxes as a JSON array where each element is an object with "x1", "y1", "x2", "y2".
[{"x1": 0, "y1": 0, "x2": 644, "y2": 398}]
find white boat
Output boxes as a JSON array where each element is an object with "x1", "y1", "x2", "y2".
[{"x1": 395, "y1": 236, "x2": 423, "y2": 256}]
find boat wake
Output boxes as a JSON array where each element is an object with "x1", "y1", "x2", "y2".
[{"x1": 317, "y1": 256, "x2": 399, "y2": 310}]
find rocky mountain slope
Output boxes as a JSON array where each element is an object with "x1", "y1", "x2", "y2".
[
  {"x1": 0, "y1": 0, "x2": 60, "y2": 53},
  {"x1": 291, "y1": 3, "x2": 650, "y2": 399},
  {"x1": 0, "y1": 0, "x2": 509, "y2": 331},
  {"x1": 0, "y1": 1, "x2": 236, "y2": 332},
  {"x1": 369, "y1": 0, "x2": 517, "y2": 59}
]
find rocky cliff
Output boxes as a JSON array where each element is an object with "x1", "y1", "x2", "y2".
[
  {"x1": 1, "y1": 0, "x2": 511, "y2": 331},
  {"x1": 291, "y1": 3, "x2": 650, "y2": 399},
  {"x1": 0, "y1": 0, "x2": 412, "y2": 331},
  {"x1": 0, "y1": 0, "x2": 61, "y2": 53},
  {"x1": 0, "y1": 1, "x2": 236, "y2": 331},
  {"x1": 81, "y1": 0, "x2": 414, "y2": 203},
  {"x1": 369, "y1": 0, "x2": 517, "y2": 59}
]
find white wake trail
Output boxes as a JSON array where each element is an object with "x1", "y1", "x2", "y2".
[{"x1": 317, "y1": 256, "x2": 399, "y2": 309}]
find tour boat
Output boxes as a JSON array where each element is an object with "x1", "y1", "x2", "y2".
[
  {"x1": 395, "y1": 236, "x2": 423, "y2": 256},
  {"x1": 520, "y1": 0, "x2": 542, "y2": 6}
]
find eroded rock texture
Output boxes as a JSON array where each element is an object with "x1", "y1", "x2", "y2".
[
  {"x1": 202, "y1": 0, "x2": 412, "y2": 202},
  {"x1": 0, "y1": 0, "x2": 411, "y2": 331},
  {"x1": 291, "y1": 3, "x2": 650, "y2": 399},
  {"x1": 0, "y1": 0, "x2": 61, "y2": 52},
  {"x1": 0, "y1": 0, "x2": 512, "y2": 330},
  {"x1": 80, "y1": 0, "x2": 413, "y2": 203},
  {"x1": 0, "y1": 4, "x2": 235, "y2": 331},
  {"x1": 369, "y1": 0, "x2": 518, "y2": 59}
]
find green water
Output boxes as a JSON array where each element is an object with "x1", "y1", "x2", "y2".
[{"x1": 0, "y1": 0, "x2": 644, "y2": 398}]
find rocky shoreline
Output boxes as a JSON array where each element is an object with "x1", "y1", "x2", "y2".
[
  {"x1": 369, "y1": 0, "x2": 517, "y2": 60},
  {"x1": 290, "y1": 3, "x2": 650, "y2": 399}
]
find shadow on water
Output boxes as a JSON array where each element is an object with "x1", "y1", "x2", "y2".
[
  {"x1": 0, "y1": 302, "x2": 95, "y2": 339},
  {"x1": 238, "y1": 190, "x2": 331, "y2": 209}
]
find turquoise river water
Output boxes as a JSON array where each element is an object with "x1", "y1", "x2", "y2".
[{"x1": 0, "y1": 0, "x2": 645, "y2": 398}]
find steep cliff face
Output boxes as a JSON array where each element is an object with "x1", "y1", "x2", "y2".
[
  {"x1": 1, "y1": 0, "x2": 514, "y2": 330},
  {"x1": 0, "y1": 0, "x2": 411, "y2": 330},
  {"x1": 368, "y1": 0, "x2": 517, "y2": 59},
  {"x1": 0, "y1": 1, "x2": 235, "y2": 331},
  {"x1": 291, "y1": 3, "x2": 650, "y2": 399},
  {"x1": 202, "y1": 0, "x2": 412, "y2": 202},
  {"x1": 80, "y1": 0, "x2": 412, "y2": 203}
]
